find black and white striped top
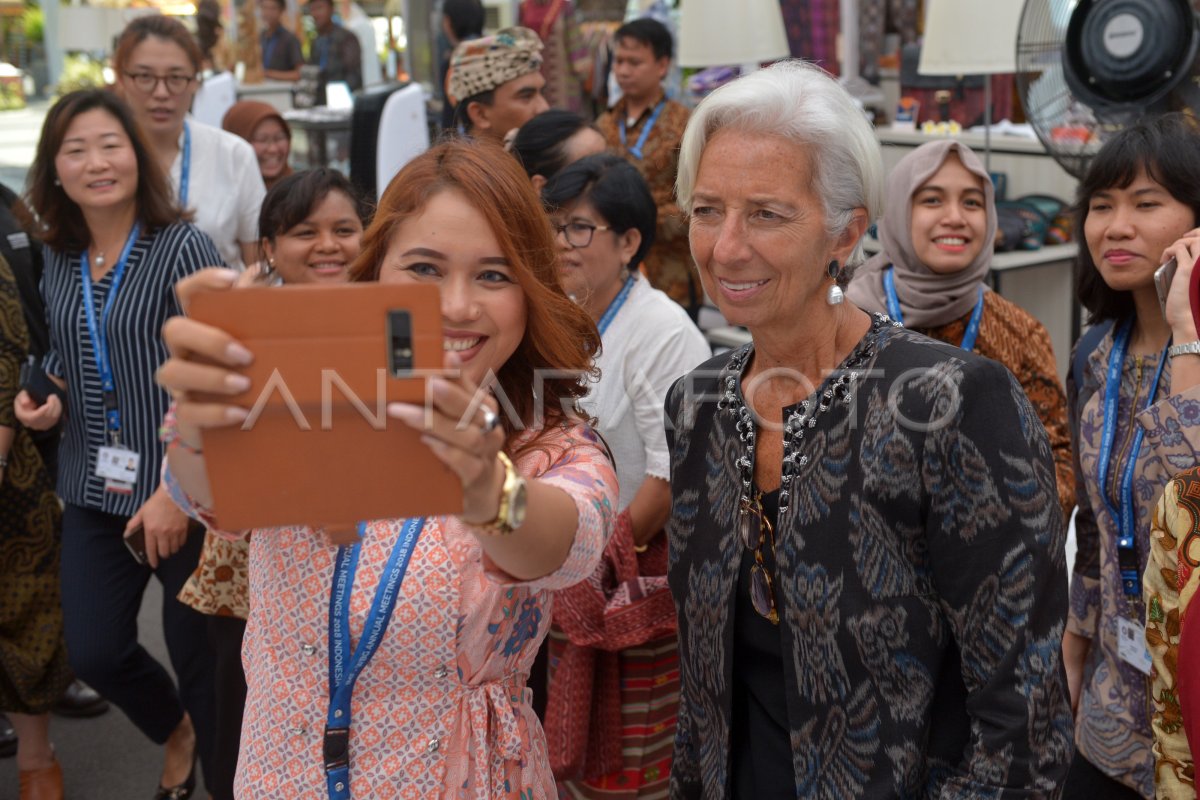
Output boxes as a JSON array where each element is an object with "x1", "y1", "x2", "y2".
[{"x1": 42, "y1": 222, "x2": 224, "y2": 515}]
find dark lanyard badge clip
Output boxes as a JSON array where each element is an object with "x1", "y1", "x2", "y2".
[{"x1": 323, "y1": 725, "x2": 350, "y2": 772}]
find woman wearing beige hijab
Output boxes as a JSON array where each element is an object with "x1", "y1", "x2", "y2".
[{"x1": 847, "y1": 139, "x2": 1074, "y2": 524}]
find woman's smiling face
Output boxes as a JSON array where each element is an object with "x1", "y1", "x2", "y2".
[{"x1": 376, "y1": 189, "x2": 528, "y2": 387}]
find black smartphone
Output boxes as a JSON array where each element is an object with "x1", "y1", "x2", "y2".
[
  {"x1": 18, "y1": 356, "x2": 65, "y2": 408},
  {"x1": 123, "y1": 524, "x2": 148, "y2": 565}
]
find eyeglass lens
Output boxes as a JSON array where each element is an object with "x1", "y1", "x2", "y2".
[
  {"x1": 128, "y1": 72, "x2": 194, "y2": 95},
  {"x1": 554, "y1": 222, "x2": 595, "y2": 249}
]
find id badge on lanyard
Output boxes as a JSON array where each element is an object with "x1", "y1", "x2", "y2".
[
  {"x1": 1096, "y1": 319, "x2": 1168, "y2": 675},
  {"x1": 82, "y1": 223, "x2": 142, "y2": 495},
  {"x1": 1118, "y1": 617, "x2": 1153, "y2": 675},
  {"x1": 96, "y1": 446, "x2": 141, "y2": 495}
]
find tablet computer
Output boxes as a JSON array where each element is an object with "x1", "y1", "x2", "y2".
[{"x1": 187, "y1": 283, "x2": 462, "y2": 530}]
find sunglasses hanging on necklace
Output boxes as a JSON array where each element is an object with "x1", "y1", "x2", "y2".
[{"x1": 718, "y1": 315, "x2": 894, "y2": 624}]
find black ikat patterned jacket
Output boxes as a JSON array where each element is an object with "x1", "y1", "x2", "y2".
[{"x1": 664, "y1": 321, "x2": 1074, "y2": 799}]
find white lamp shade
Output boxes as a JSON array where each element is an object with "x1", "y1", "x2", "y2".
[
  {"x1": 918, "y1": 0, "x2": 1022, "y2": 76},
  {"x1": 678, "y1": 0, "x2": 790, "y2": 68}
]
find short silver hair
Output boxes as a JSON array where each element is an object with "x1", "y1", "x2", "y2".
[{"x1": 676, "y1": 60, "x2": 884, "y2": 267}]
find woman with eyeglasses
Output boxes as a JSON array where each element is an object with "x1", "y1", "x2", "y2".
[
  {"x1": 663, "y1": 61, "x2": 1073, "y2": 797},
  {"x1": 113, "y1": 14, "x2": 265, "y2": 269},
  {"x1": 539, "y1": 155, "x2": 709, "y2": 798},
  {"x1": 15, "y1": 89, "x2": 223, "y2": 800}
]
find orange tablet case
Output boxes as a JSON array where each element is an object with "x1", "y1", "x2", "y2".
[{"x1": 187, "y1": 283, "x2": 462, "y2": 530}]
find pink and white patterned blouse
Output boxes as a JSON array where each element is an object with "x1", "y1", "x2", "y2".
[{"x1": 165, "y1": 423, "x2": 616, "y2": 799}]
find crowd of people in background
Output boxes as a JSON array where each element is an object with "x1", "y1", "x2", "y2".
[{"x1": 4, "y1": 4, "x2": 1200, "y2": 800}]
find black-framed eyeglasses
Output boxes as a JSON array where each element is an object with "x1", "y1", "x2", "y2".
[
  {"x1": 551, "y1": 220, "x2": 612, "y2": 249},
  {"x1": 124, "y1": 71, "x2": 197, "y2": 95},
  {"x1": 739, "y1": 491, "x2": 779, "y2": 625}
]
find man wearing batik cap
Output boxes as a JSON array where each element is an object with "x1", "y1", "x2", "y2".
[{"x1": 446, "y1": 26, "x2": 550, "y2": 142}]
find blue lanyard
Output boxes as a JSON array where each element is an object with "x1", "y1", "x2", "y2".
[
  {"x1": 80, "y1": 222, "x2": 142, "y2": 444},
  {"x1": 318, "y1": 37, "x2": 331, "y2": 71},
  {"x1": 262, "y1": 28, "x2": 280, "y2": 67},
  {"x1": 618, "y1": 99, "x2": 666, "y2": 160},
  {"x1": 1096, "y1": 319, "x2": 1169, "y2": 597},
  {"x1": 597, "y1": 274, "x2": 637, "y2": 335},
  {"x1": 324, "y1": 517, "x2": 424, "y2": 800},
  {"x1": 179, "y1": 122, "x2": 192, "y2": 207},
  {"x1": 883, "y1": 267, "x2": 985, "y2": 351}
]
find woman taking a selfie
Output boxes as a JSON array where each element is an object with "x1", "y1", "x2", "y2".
[
  {"x1": 846, "y1": 140, "x2": 1074, "y2": 524},
  {"x1": 1063, "y1": 113, "x2": 1200, "y2": 798},
  {"x1": 156, "y1": 138, "x2": 616, "y2": 797},
  {"x1": 113, "y1": 14, "x2": 265, "y2": 269},
  {"x1": 175, "y1": 167, "x2": 369, "y2": 800},
  {"x1": 14, "y1": 89, "x2": 221, "y2": 798}
]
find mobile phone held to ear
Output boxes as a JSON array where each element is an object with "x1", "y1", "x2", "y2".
[
  {"x1": 124, "y1": 523, "x2": 148, "y2": 565},
  {"x1": 1156, "y1": 258, "x2": 1179, "y2": 320},
  {"x1": 187, "y1": 283, "x2": 463, "y2": 530}
]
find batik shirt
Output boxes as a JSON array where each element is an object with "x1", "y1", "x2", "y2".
[
  {"x1": 597, "y1": 95, "x2": 697, "y2": 313},
  {"x1": 1144, "y1": 468, "x2": 1200, "y2": 797},
  {"x1": 665, "y1": 318, "x2": 1074, "y2": 798},
  {"x1": 1069, "y1": 327, "x2": 1200, "y2": 796},
  {"x1": 308, "y1": 24, "x2": 362, "y2": 91}
]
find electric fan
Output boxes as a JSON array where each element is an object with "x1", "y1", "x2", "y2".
[{"x1": 1016, "y1": 0, "x2": 1200, "y2": 179}]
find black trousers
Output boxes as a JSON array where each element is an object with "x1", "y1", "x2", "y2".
[
  {"x1": 1061, "y1": 752, "x2": 1147, "y2": 799},
  {"x1": 206, "y1": 614, "x2": 247, "y2": 800},
  {"x1": 59, "y1": 504, "x2": 216, "y2": 788}
]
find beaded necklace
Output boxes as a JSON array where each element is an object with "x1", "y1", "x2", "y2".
[{"x1": 717, "y1": 315, "x2": 896, "y2": 523}]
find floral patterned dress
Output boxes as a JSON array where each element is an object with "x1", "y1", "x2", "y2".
[{"x1": 165, "y1": 423, "x2": 615, "y2": 798}]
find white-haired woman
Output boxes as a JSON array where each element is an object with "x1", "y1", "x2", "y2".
[{"x1": 662, "y1": 60, "x2": 1074, "y2": 798}]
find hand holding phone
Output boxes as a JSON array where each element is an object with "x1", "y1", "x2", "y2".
[
  {"x1": 1156, "y1": 258, "x2": 1179, "y2": 320},
  {"x1": 18, "y1": 356, "x2": 66, "y2": 408},
  {"x1": 1158, "y1": 231, "x2": 1200, "y2": 337},
  {"x1": 124, "y1": 524, "x2": 148, "y2": 565}
]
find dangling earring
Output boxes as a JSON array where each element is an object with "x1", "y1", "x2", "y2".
[
  {"x1": 53, "y1": 177, "x2": 61, "y2": 186},
  {"x1": 825, "y1": 259, "x2": 844, "y2": 306}
]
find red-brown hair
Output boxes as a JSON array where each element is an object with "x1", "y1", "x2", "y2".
[
  {"x1": 350, "y1": 139, "x2": 600, "y2": 437},
  {"x1": 114, "y1": 14, "x2": 204, "y2": 76},
  {"x1": 26, "y1": 89, "x2": 185, "y2": 252}
]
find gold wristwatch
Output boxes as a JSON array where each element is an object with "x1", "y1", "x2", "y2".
[{"x1": 478, "y1": 451, "x2": 528, "y2": 535}]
